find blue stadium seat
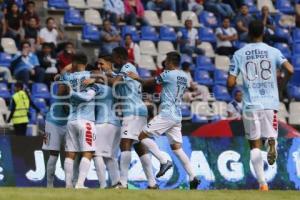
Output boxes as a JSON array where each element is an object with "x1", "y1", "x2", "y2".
[
  {"x1": 214, "y1": 69, "x2": 228, "y2": 86},
  {"x1": 213, "y1": 85, "x2": 231, "y2": 102},
  {"x1": 198, "y1": 27, "x2": 216, "y2": 43},
  {"x1": 181, "y1": 105, "x2": 191, "y2": 118},
  {"x1": 137, "y1": 68, "x2": 151, "y2": 78},
  {"x1": 235, "y1": 41, "x2": 247, "y2": 49},
  {"x1": 275, "y1": 27, "x2": 292, "y2": 44},
  {"x1": 48, "y1": 0, "x2": 69, "y2": 9},
  {"x1": 293, "y1": 28, "x2": 300, "y2": 42},
  {"x1": 245, "y1": 0, "x2": 258, "y2": 13},
  {"x1": 122, "y1": 26, "x2": 140, "y2": 42},
  {"x1": 0, "y1": 52, "x2": 12, "y2": 67},
  {"x1": 274, "y1": 43, "x2": 291, "y2": 59},
  {"x1": 199, "y1": 11, "x2": 218, "y2": 28},
  {"x1": 293, "y1": 43, "x2": 300, "y2": 56},
  {"x1": 180, "y1": 54, "x2": 195, "y2": 70},
  {"x1": 159, "y1": 26, "x2": 177, "y2": 42},
  {"x1": 194, "y1": 70, "x2": 214, "y2": 86},
  {"x1": 64, "y1": 9, "x2": 85, "y2": 25},
  {"x1": 82, "y1": 24, "x2": 100, "y2": 42},
  {"x1": 29, "y1": 107, "x2": 37, "y2": 124},
  {"x1": 287, "y1": 84, "x2": 300, "y2": 100},
  {"x1": 195, "y1": 56, "x2": 215, "y2": 71},
  {"x1": 276, "y1": 0, "x2": 295, "y2": 14},
  {"x1": 192, "y1": 114, "x2": 208, "y2": 123},
  {"x1": 141, "y1": 26, "x2": 159, "y2": 42},
  {"x1": 10, "y1": 83, "x2": 29, "y2": 94},
  {"x1": 31, "y1": 83, "x2": 51, "y2": 100},
  {"x1": 0, "y1": 83, "x2": 11, "y2": 99},
  {"x1": 289, "y1": 70, "x2": 300, "y2": 86},
  {"x1": 32, "y1": 98, "x2": 48, "y2": 114},
  {"x1": 292, "y1": 56, "x2": 300, "y2": 70}
]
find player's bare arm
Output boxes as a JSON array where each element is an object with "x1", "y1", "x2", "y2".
[
  {"x1": 126, "y1": 71, "x2": 156, "y2": 86},
  {"x1": 227, "y1": 74, "x2": 237, "y2": 89}
]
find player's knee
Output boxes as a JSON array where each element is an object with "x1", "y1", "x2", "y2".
[
  {"x1": 65, "y1": 152, "x2": 76, "y2": 160},
  {"x1": 82, "y1": 152, "x2": 94, "y2": 160},
  {"x1": 49, "y1": 150, "x2": 59, "y2": 157},
  {"x1": 170, "y1": 143, "x2": 182, "y2": 150},
  {"x1": 134, "y1": 142, "x2": 148, "y2": 157},
  {"x1": 138, "y1": 131, "x2": 148, "y2": 141},
  {"x1": 248, "y1": 139, "x2": 261, "y2": 149},
  {"x1": 120, "y1": 138, "x2": 133, "y2": 151}
]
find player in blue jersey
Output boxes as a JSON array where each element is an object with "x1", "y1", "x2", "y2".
[
  {"x1": 227, "y1": 20, "x2": 294, "y2": 191},
  {"x1": 127, "y1": 52, "x2": 200, "y2": 190}
]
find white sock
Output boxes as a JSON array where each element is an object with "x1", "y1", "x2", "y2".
[
  {"x1": 64, "y1": 157, "x2": 74, "y2": 188},
  {"x1": 173, "y1": 148, "x2": 195, "y2": 181},
  {"x1": 76, "y1": 157, "x2": 91, "y2": 187},
  {"x1": 72, "y1": 156, "x2": 80, "y2": 187},
  {"x1": 104, "y1": 157, "x2": 120, "y2": 186},
  {"x1": 119, "y1": 151, "x2": 131, "y2": 187},
  {"x1": 250, "y1": 148, "x2": 266, "y2": 186},
  {"x1": 141, "y1": 138, "x2": 168, "y2": 164},
  {"x1": 140, "y1": 154, "x2": 156, "y2": 187},
  {"x1": 47, "y1": 155, "x2": 58, "y2": 187},
  {"x1": 93, "y1": 156, "x2": 107, "y2": 188}
]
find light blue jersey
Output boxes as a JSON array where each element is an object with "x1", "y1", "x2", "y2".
[
  {"x1": 61, "y1": 71, "x2": 91, "y2": 92},
  {"x1": 95, "y1": 83, "x2": 120, "y2": 127},
  {"x1": 156, "y1": 69, "x2": 188, "y2": 122},
  {"x1": 46, "y1": 98, "x2": 69, "y2": 126},
  {"x1": 229, "y1": 42, "x2": 287, "y2": 111},
  {"x1": 115, "y1": 63, "x2": 148, "y2": 117}
]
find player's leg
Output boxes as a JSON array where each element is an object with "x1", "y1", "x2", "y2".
[
  {"x1": 64, "y1": 151, "x2": 76, "y2": 188},
  {"x1": 103, "y1": 157, "x2": 120, "y2": 186},
  {"x1": 134, "y1": 143, "x2": 157, "y2": 189},
  {"x1": 93, "y1": 155, "x2": 106, "y2": 188},
  {"x1": 46, "y1": 151, "x2": 59, "y2": 187},
  {"x1": 118, "y1": 138, "x2": 134, "y2": 188}
]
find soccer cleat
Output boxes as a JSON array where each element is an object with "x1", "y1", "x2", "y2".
[
  {"x1": 111, "y1": 182, "x2": 128, "y2": 189},
  {"x1": 75, "y1": 185, "x2": 88, "y2": 189},
  {"x1": 259, "y1": 184, "x2": 269, "y2": 191},
  {"x1": 189, "y1": 177, "x2": 200, "y2": 190},
  {"x1": 267, "y1": 138, "x2": 277, "y2": 165},
  {"x1": 147, "y1": 184, "x2": 159, "y2": 190},
  {"x1": 156, "y1": 160, "x2": 173, "y2": 178}
]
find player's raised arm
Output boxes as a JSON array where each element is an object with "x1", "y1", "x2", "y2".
[
  {"x1": 126, "y1": 71, "x2": 156, "y2": 86},
  {"x1": 70, "y1": 87, "x2": 97, "y2": 102}
]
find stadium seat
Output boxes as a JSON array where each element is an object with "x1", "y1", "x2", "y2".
[
  {"x1": 214, "y1": 69, "x2": 228, "y2": 86},
  {"x1": 1, "y1": 38, "x2": 18, "y2": 55},
  {"x1": 156, "y1": 54, "x2": 166, "y2": 67},
  {"x1": 64, "y1": 9, "x2": 85, "y2": 25},
  {"x1": 278, "y1": 102, "x2": 288, "y2": 123},
  {"x1": 84, "y1": 9, "x2": 102, "y2": 26},
  {"x1": 180, "y1": 54, "x2": 195, "y2": 69},
  {"x1": 139, "y1": 41, "x2": 158, "y2": 56},
  {"x1": 257, "y1": 0, "x2": 277, "y2": 13},
  {"x1": 161, "y1": 11, "x2": 181, "y2": 27},
  {"x1": 31, "y1": 83, "x2": 51, "y2": 100},
  {"x1": 141, "y1": 26, "x2": 159, "y2": 41},
  {"x1": 32, "y1": 98, "x2": 48, "y2": 114},
  {"x1": 273, "y1": 43, "x2": 291, "y2": 59},
  {"x1": 275, "y1": 27, "x2": 292, "y2": 43},
  {"x1": 245, "y1": 0, "x2": 258, "y2": 13},
  {"x1": 292, "y1": 56, "x2": 300, "y2": 70},
  {"x1": 215, "y1": 55, "x2": 230, "y2": 71},
  {"x1": 139, "y1": 55, "x2": 156, "y2": 70},
  {"x1": 29, "y1": 107, "x2": 37, "y2": 124},
  {"x1": 195, "y1": 56, "x2": 215, "y2": 71},
  {"x1": 158, "y1": 41, "x2": 175, "y2": 54},
  {"x1": 289, "y1": 102, "x2": 300, "y2": 125},
  {"x1": 213, "y1": 85, "x2": 232, "y2": 102},
  {"x1": 276, "y1": 0, "x2": 294, "y2": 14},
  {"x1": 289, "y1": 70, "x2": 300, "y2": 85},
  {"x1": 181, "y1": 104, "x2": 191, "y2": 118},
  {"x1": 159, "y1": 26, "x2": 177, "y2": 42},
  {"x1": 0, "y1": 83, "x2": 11, "y2": 99},
  {"x1": 82, "y1": 24, "x2": 100, "y2": 42},
  {"x1": 122, "y1": 26, "x2": 140, "y2": 42},
  {"x1": 137, "y1": 68, "x2": 151, "y2": 78},
  {"x1": 293, "y1": 28, "x2": 300, "y2": 42},
  {"x1": 197, "y1": 85, "x2": 215, "y2": 101},
  {"x1": 277, "y1": 14, "x2": 296, "y2": 28},
  {"x1": 197, "y1": 42, "x2": 215, "y2": 58},
  {"x1": 191, "y1": 101, "x2": 214, "y2": 117},
  {"x1": 199, "y1": 11, "x2": 218, "y2": 28},
  {"x1": 293, "y1": 43, "x2": 300, "y2": 56},
  {"x1": 0, "y1": 97, "x2": 9, "y2": 116},
  {"x1": 194, "y1": 70, "x2": 214, "y2": 86},
  {"x1": 212, "y1": 101, "x2": 228, "y2": 119},
  {"x1": 86, "y1": 0, "x2": 103, "y2": 9},
  {"x1": 48, "y1": 0, "x2": 69, "y2": 9},
  {"x1": 144, "y1": 10, "x2": 161, "y2": 26},
  {"x1": 181, "y1": 11, "x2": 200, "y2": 27},
  {"x1": 68, "y1": 0, "x2": 87, "y2": 9},
  {"x1": 287, "y1": 84, "x2": 300, "y2": 100},
  {"x1": 198, "y1": 27, "x2": 216, "y2": 43},
  {"x1": 235, "y1": 41, "x2": 247, "y2": 49},
  {"x1": 0, "y1": 52, "x2": 12, "y2": 67}
]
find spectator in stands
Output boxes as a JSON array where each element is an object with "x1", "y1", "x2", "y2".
[
  {"x1": 124, "y1": 0, "x2": 149, "y2": 26},
  {"x1": 100, "y1": 19, "x2": 121, "y2": 55},
  {"x1": 204, "y1": 0, "x2": 234, "y2": 18},
  {"x1": 227, "y1": 89, "x2": 243, "y2": 119},
  {"x1": 146, "y1": 0, "x2": 176, "y2": 14},
  {"x1": 104, "y1": 0, "x2": 124, "y2": 26},
  {"x1": 22, "y1": 1, "x2": 39, "y2": 28},
  {"x1": 37, "y1": 43, "x2": 57, "y2": 84},
  {"x1": 57, "y1": 42, "x2": 74, "y2": 72},
  {"x1": 4, "y1": 3, "x2": 22, "y2": 47},
  {"x1": 188, "y1": 0, "x2": 204, "y2": 15},
  {"x1": 24, "y1": 16, "x2": 39, "y2": 48},
  {"x1": 39, "y1": 17, "x2": 63, "y2": 47},
  {"x1": 235, "y1": 4, "x2": 254, "y2": 41},
  {"x1": 177, "y1": 18, "x2": 204, "y2": 56},
  {"x1": 11, "y1": 41, "x2": 45, "y2": 84},
  {"x1": 124, "y1": 34, "x2": 141, "y2": 66},
  {"x1": 0, "y1": 8, "x2": 5, "y2": 37},
  {"x1": 216, "y1": 17, "x2": 237, "y2": 56}
]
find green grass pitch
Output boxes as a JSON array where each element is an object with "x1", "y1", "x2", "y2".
[{"x1": 0, "y1": 188, "x2": 299, "y2": 200}]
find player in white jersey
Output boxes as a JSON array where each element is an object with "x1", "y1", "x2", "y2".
[
  {"x1": 227, "y1": 20, "x2": 294, "y2": 191},
  {"x1": 127, "y1": 52, "x2": 200, "y2": 189}
]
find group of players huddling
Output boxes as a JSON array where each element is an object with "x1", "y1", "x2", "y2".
[{"x1": 41, "y1": 20, "x2": 294, "y2": 191}]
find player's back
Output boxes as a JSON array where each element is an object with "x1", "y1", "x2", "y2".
[
  {"x1": 230, "y1": 42, "x2": 286, "y2": 111},
  {"x1": 61, "y1": 71, "x2": 91, "y2": 92}
]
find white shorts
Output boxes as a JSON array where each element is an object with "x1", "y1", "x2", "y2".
[
  {"x1": 65, "y1": 120, "x2": 96, "y2": 152},
  {"x1": 143, "y1": 115, "x2": 182, "y2": 144},
  {"x1": 243, "y1": 110, "x2": 278, "y2": 140},
  {"x1": 42, "y1": 121, "x2": 66, "y2": 151},
  {"x1": 95, "y1": 123, "x2": 121, "y2": 158},
  {"x1": 121, "y1": 116, "x2": 147, "y2": 141}
]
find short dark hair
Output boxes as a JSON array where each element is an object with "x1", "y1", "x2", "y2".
[
  {"x1": 223, "y1": 17, "x2": 231, "y2": 21},
  {"x1": 98, "y1": 54, "x2": 113, "y2": 62},
  {"x1": 112, "y1": 47, "x2": 128, "y2": 60},
  {"x1": 26, "y1": 1, "x2": 35, "y2": 6},
  {"x1": 248, "y1": 20, "x2": 264, "y2": 39},
  {"x1": 166, "y1": 51, "x2": 181, "y2": 67},
  {"x1": 72, "y1": 52, "x2": 88, "y2": 65},
  {"x1": 15, "y1": 81, "x2": 24, "y2": 89},
  {"x1": 21, "y1": 41, "x2": 31, "y2": 48},
  {"x1": 42, "y1": 42, "x2": 53, "y2": 49},
  {"x1": 46, "y1": 17, "x2": 54, "y2": 24},
  {"x1": 124, "y1": 34, "x2": 132, "y2": 39}
]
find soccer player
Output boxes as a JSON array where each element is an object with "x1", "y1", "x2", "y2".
[
  {"x1": 61, "y1": 52, "x2": 97, "y2": 189},
  {"x1": 127, "y1": 51, "x2": 200, "y2": 189},
  {"x1": 227, "y1": 20, "x2": 294, "y2": 191}
]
